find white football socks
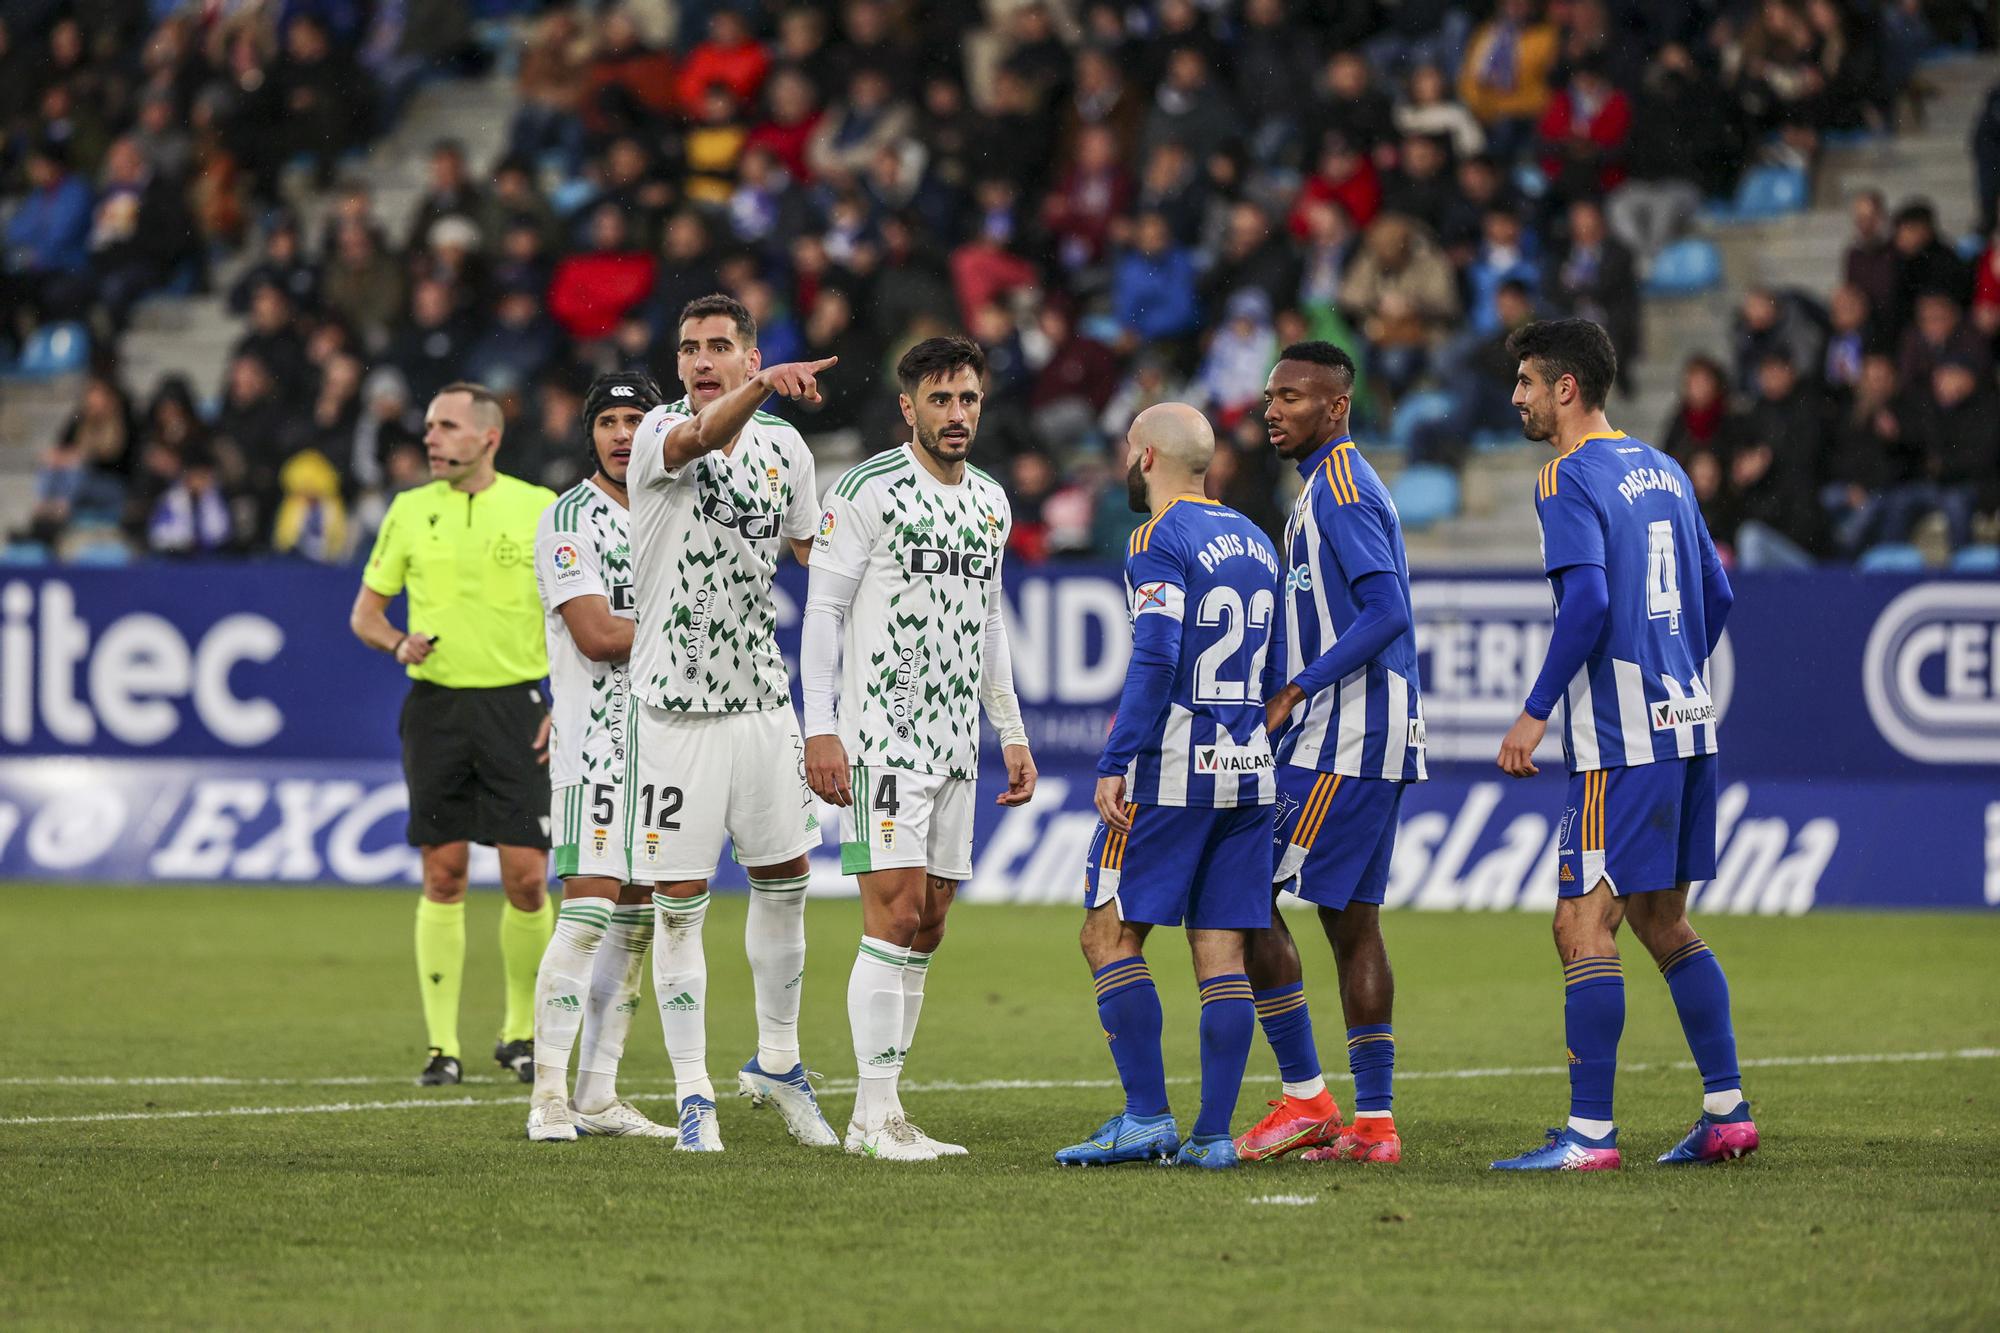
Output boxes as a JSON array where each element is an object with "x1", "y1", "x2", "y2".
[
  {"x1": 654, "y1": 891, "x2": 713, "y2": 1104},
  {"x1": 532, "y1": 898, "x2": 610, "y2": 1104},
  {"x1": 1703, "y1": 1088, "x2": 1746, "y2": 1116},
  {"x1": 849, "y1": 936, "x2": 910, "y2": 1131},
  {"x1": 900, "y1": 947, "x2": 932, "y2": 1057},
  {"x1": 1568, "y1": 1116, "x2": 1616, "y2": 1138},
  {"x1": 1282, "y1": 1075, "x2": 1329, "y2": 1101},
  {"x1": 745, "y1": 874, "x2": 810, "y2": 1073},
  {"x1": 573, "y1": 900, "x2": 651, "y2": 1114}
]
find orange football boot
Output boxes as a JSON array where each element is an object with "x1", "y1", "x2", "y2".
[
  {"x1": 1233, "y1": 1090, "x2": 1344, "y2": 1162},
  {"x1": 1302, "y1": 1114, "x2": 1401, "y2": 1163}
]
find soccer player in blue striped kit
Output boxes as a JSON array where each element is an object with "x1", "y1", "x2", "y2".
[
  {"x1": 1055, "y1": 402, "x2": 1282, "y2": 1170},
  {"x1": 1235, "y1": 342, "x2": 1427, "y2": 1167},
  {"x1": 1491, "y1": 319, "x2": 1758, "y2": 1171}
]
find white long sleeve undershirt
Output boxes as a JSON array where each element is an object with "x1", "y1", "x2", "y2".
[{"x1": 799, "y1": 566, "x2": 1029, "y2": 749}]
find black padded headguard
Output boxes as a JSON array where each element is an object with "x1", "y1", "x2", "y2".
[{"x1": 580, "y1": 371, "x2": 666, "y2": 471}]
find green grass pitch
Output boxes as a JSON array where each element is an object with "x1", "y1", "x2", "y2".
[{"x1": 2, "y1": 886, "x2": 1996, "y2": 1330}]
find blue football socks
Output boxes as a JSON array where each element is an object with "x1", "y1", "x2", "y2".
[
  {"x1": 1195, "y1": 973, "x2": 1255, "y2": 1138},
  {"x1": 1346, "y1": 1023, "x2": 1396, "y2": 1113},
  {"x1": 1252, "y1": 982, "x2": 1321, "y2": 1086},
  {"x1": 1093, "y1": 958, "x2": 1169, "y2": 1118},
  {"x1": 1563, "y1": 956, "x2": 1625, "y2": 1122},
  {"x1": 1660, "y1": 937, "x2": 1742, "y2": 1093}
]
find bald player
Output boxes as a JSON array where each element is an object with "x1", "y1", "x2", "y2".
[{"x1": 1055, "y1": 403, "x2": 1282, "y2": 1171}]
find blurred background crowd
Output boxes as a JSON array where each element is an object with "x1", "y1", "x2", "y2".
[{"x1": 3, "y1": 0, "x2": 1996, "y2": 568}]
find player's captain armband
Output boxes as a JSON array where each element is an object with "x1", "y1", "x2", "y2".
[{"x1": 1131, "y1": 580, "x2": 1185, "y2": 621}]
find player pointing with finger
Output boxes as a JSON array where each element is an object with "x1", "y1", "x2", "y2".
[{"x1": 626, "y1": 294, "x2": 841, "y2": 1152}]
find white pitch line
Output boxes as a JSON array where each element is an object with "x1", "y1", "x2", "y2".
[
  {"x1": 0, "y1": 1097, "x2": 485, "y2": 1126},
  {"x1": 2, "y1": 1049, "x2": 1993, "y2": 1127}
]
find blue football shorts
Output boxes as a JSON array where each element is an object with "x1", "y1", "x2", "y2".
[
  {"x1": 1557, "y1": 754, "x2": 1719, "y2": 897},
  {"x1": 1271, "y1": 769, "x2": 1406, "y2": 911},
  {"x1": 1083, "y1": 802, "x2": 1275, "y2": 930}
]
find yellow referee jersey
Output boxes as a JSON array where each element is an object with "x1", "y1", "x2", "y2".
[{"x1": 362, "y1": 474, "x2": 557, "y2": 688}]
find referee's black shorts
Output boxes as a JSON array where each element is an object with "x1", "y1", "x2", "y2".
[{"x1": 399, "y1": 680, "x2": 552, "y2": 849}]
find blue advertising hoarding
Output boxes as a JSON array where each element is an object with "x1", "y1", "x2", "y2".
[{"x1": 1, "y1": 563, "x2": 1995, "y2": 910}]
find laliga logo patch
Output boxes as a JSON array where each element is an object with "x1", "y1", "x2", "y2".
[
  {"x1": 1863, "y1": 584, "x2": 2000, "y2": 764},
  {"x1": 551, "y1": 542, "x2": 580, "y2": 571},
  {"x1": 817, "y1": 510, "x2": 836, "y2": 538}
]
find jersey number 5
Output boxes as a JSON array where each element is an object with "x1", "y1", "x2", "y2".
[
  {"x1": 1193, "y1": 586, "x2": 1275, "y2": 704},
  {"x1": 1645, "y1": 519, "x2": 1682, "y2": 634}
]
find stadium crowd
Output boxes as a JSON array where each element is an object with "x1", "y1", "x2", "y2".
[{"x1": 4, "y1": 0, "x2": 1995, "y2": 566}]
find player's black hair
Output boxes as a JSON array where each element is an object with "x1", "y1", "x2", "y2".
[
  {"x1": 677, "y1": 293, "x2": 757, "y2": 344},
  {"x1": 1277, "y1": 340, "x2": 1357, "y2": 391},
  {"x1": 1505, "y1": 318, "x2": 1618, "y2": 411},
  {"x1": 896, "y1": 336, "x2": 986, "y2": 395}
]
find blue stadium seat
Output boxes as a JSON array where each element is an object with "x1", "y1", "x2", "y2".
[
  {"x1": 1390, "y1": 464, "x2": 1461, "y2": 530},
  {"x1": 1857, "y1": 543, "x2": 1926, "y2": 573},
  {"x1": 1955, "y1": 232, "x2": 1986, "y2": 261},
  {"x1": 1949, "y1": 545, "x2": 2000, "y2": 572},
  {"x1": 550, "y1": 177, "x2": 598, "y2": 216},
  {"x1": 3, "y1": 322, "x2": 90, "y2": 379},
  {"x1": 0, "y1": 541, "x2": 51, "y2": 566},
  {"x1": 1704, "y1": 165, "x2": 1809, "y2": 224},
  {"x1": 68, "y1": 541, "x2": 133, "y2": 568},
  {"x1": 1643, "y1": 238, "x2": 1724, "y2": 297},
  {"x1": 1388, "y1": 390, "x2": 1456, "y2": 451}
]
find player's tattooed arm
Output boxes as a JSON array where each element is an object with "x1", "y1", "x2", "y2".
[
  {"x1": 659, "y1": 357, "x2": 840, "y2": 468},
  {"x1": 556, "y1": 595, "x2": 634, "y2": 663}
]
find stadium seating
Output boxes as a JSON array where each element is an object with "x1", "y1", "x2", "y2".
[
  {"x1": 1856, "y1": 542, "x2": 1927, "y2": 572},
  {"x1": 1643, "y1": 238, "x2": 1725, "y2": 297},
  {"x1": 1703, "y1": 164, "x2": 1810, "y2": 224},
  {"x1": 1390, "y1": 464, "x2": 1461, "y2": 530},
  {"x1": 1386, "y1": 391, "x2": 1457, "y2": 452},
  {"x1": 2, "y1": 322, "x2": 90, "y2": 380},
  {"x1": 1948, "y1": 544, "x2": 2000, "y2": 572}
]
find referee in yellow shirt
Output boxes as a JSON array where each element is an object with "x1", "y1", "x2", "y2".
[{"x1": 349, "y1": 381, "x2": 559, "y2": 1086}]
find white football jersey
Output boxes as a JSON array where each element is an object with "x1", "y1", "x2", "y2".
[
  {"x1": 534, "y1": 478, "x2": 634, "y2": 789},
  {"x1": 627, "y1": 398, "x2": 819, "y2": 713},
  {"x1": 813, "y1": 444, "x2": 1012, "y2": 780}
]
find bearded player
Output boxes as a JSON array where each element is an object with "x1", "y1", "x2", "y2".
[{"x1": 801, "y1": 336, "x2": 1037, "y2": 1162}]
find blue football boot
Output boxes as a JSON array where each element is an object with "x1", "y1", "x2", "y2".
[
  {"x1": 1171, "y1": 1133, "x2": 1240, "y2": 1170},
  {"x1": 1054, "y1": 1112, "x2": 1180, "y2": 1166},
  {"x1": 1490, "y1": 1125, "x2": 1621, "y2": 1171}
]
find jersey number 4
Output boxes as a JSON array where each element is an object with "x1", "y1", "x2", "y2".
[
  {"x1": 1645, "y1": 519, "x2": 1682, "y2": 634},
  {"x1": 1193, "y1": 586, "x2": 1275, "y2": 704}
]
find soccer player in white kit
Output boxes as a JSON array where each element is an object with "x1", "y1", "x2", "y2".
[
  {"x1": 527, "y1": 372, "x2": 673, "y2": 1143},
  {"x1": 626, "y1": 294, "x2": 840, "y2": 1152},
  {"x1": 801, "y1": 336, "x2": 1038, "y2": 1161}
]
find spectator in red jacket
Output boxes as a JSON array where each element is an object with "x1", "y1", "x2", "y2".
[
  {"x1": 1042, "y1": 124, "x2": 1134, "y2": 276},
  {"x1": 1289, "y1": 131, "x2": 1381, "y2": 239},
  {"x1": 745, "y1": 68, "x2": 822, "y2": 182},
  {"x1": 547, "y1": 203, "x2": 656, "y2": 339},
  {"x1": 1536, "y1": 58, "x2": 1631, "y2": 201},
  {"x1": 677, "y1": 11, "x2": 770, "y2": 120}
]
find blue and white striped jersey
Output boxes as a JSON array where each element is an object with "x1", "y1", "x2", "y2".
[
  {"x1": 1097, "y1": 496, "x2": 1282, "y2": 807},
  {"x1": 1535, "y1": 430, "x2": 1722, "y2": 772},
  {"x1": 1274, "y1": 437, "x2": 1428, "y2": 781}
]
